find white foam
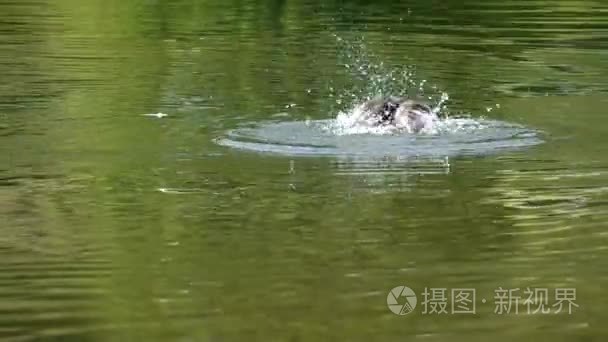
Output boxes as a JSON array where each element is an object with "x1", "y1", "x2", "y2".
[{"x1": 322, "y1": 103, "x2": 447, "y2": 136}]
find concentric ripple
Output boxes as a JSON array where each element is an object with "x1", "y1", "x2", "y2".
[{"x1": 215, "y1": 116, "x2": 543, "y2": 158}]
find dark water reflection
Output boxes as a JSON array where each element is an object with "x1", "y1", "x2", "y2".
[{"x1": 2, "y1": 0, "x2": 608, "y2": 341}]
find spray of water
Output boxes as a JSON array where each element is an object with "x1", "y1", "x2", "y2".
[
  {"x1": 215, "y1": 35, "x2": 541, "y2": 158},
  {"x1": 326, "y1": 36, "x2": 451, "y2": 135}
]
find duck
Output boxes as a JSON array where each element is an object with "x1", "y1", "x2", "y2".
[{"x1": 355, "y1": 96, "x2": 439, "y2": 133}]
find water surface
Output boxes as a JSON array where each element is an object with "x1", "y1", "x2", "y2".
[{"x1": 1, "y1": 0, "x2": 608, "y2": 341}]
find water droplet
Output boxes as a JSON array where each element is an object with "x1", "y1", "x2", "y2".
[{"x1": 289, "y1": 160, "x2": 295, "y2": 174}]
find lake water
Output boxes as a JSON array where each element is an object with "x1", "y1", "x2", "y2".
[{"x1": 1, "y1": 0, "x2": 608, "y2": 340}]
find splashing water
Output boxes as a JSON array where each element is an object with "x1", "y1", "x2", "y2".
[
  {"x1": 329, "y1": 35, "x2": 450, "y2": 116},
  {"x1": 215, "y1": 37, "x2": 543, "y2": 159},
  {"x1": 329, "y1": 92, "x2": 450, "y2": 136},
  {"x1": 321, "y1": 36, "x2": 455, "y2": 136}
]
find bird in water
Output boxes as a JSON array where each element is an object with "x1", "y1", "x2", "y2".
[{"x1": 354, "y1": 96, "x2": 440, "y2": 133}]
